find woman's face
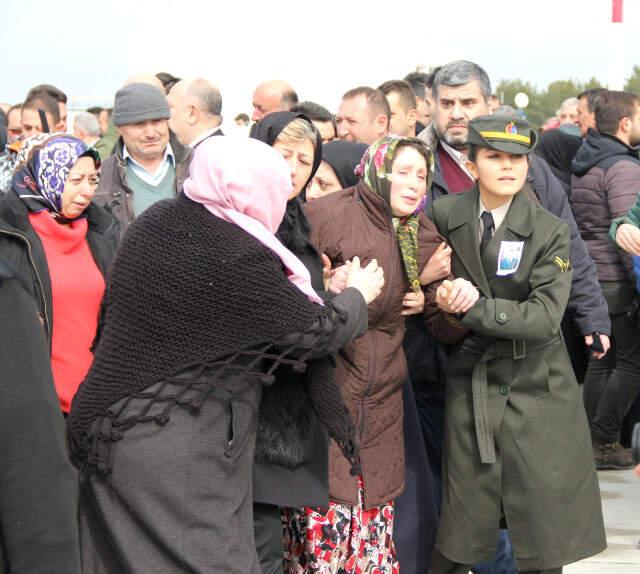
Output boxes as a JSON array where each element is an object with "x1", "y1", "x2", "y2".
[
  {"x1": 389, "y1": 146, "x2": 428, "y2": 217},
  {"x1": 272, "y1": 137, "x2": 315, "y2": 199},
  {"x1": 307, "y1": 160, "x2": 342, "y2": 200},
  {"x1": 467, "y1": 148, "x2": 528, "y2": 204},
  {"x1": 60, "y1": 156, "x2": 99, "y2": 219}
]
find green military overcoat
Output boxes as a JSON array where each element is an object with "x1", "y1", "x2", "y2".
[{"x1": 429, "y1": 186, "x2": 606, "y2": 571}]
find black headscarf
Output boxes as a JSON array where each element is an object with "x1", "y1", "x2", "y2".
[
  {"x1": 250, "y1": 112, "x2": 322, "y2": 254},
  {"x1": 321, "y1": 141, "x2": 368, "y2": 189},
  {"x1": 250, "y1": 111, "x2": 323, "y2": 184},
  {"x1": 534, "y1": 129, "x2": 582, "y2": 193}
]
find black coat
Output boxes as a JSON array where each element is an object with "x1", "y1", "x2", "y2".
[
  {"x1": 252, "y1": 243, "x2": 336, "y2": 507},
  {"x1": 0, "y1": 190, "x2": 119, "y2": 343},
  {"x1": 0, "y1": 259, "x2": 80, "y2": 574},
  {"x1": 251, "y1": 111, "x2": 336, "y2": 508}
]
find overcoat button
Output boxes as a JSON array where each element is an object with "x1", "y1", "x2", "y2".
[
  {"x1": 500, "y1": 384, "x2": 511, "y2": 396},
  {"x1": 499, "y1": 312, "x2": 508, "y2": 321}
]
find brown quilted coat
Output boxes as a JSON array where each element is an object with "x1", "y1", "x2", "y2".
[{"x1": 305, "y1": 182, "x2": 457, "y2": 508}]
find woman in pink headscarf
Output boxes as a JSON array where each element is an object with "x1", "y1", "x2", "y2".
[{"x1": 69, "y1": 137, "x2": 384, "y2": 574}]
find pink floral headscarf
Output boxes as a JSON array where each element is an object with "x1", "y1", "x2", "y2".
[{"x1": 183, "y1": 136, "x2": 323, "y2": 304}]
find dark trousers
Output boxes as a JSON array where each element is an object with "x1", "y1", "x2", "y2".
[
  {"x1": 430, "y1": 548, "x2": 562, "y2": 574},
  {"x1": 583, "y1": 312, "x2": 640, "y2": 443},
  {"x1": 416, "y1": 398, "x2": 445, "y2": 507},
  {"x1": 393, "y1": 379, "x2": 439, "y2": 573},
  {"x1": 254, "y1": 503, "x2": 284, "y2": 574}
]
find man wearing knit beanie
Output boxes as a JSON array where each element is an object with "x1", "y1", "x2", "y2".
[{"x1": 94, "y1": 81, "x2": 178, "y2": 238}]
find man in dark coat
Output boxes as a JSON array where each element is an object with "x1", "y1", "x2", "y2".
[
  {"x1": 94, "y1": 82, "x2": 187, "y2": 238},
  {"x1": 0, "y1": 258, "x2": 80, "y2": 574}
]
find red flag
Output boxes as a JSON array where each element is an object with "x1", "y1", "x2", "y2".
[{"x1": 612, "y1": 0, "x2": 623, "y2": 23}]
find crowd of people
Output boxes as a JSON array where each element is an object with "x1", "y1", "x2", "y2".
[{"x1": 1, "y1": 60, "x2": 640, "y2": 574}]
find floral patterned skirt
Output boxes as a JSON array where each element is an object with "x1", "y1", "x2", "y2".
[{"x1": 282, "y1": 477, "x2": 399, "y2": 574}]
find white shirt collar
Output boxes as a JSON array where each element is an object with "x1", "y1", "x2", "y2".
[
  {"x1": 123, "y1": 142, "x2": 175, "y2": 174},
  {"x1": 189, "y1": 126, "x2": 221, "y2": 148},
  {"x1": 479, "y1": 197, "x2": 513, "y2": 234}
]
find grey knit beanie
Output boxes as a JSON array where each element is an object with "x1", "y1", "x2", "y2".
[{"x1": 112, "y1": 83, "x2": 170, "y2": 126}]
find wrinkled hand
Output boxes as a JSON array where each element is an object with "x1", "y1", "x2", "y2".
[
  {"x1": 322, "y1": 254, "x2": 352, "y2": 294},
  {"x1": 329, "y1": 262, "x2": 351, "y2": 294},
  {"x1": 346, "y1": 256, "x2": 385, "y2": 304},
  {"x1": 584, "y1": 333, "x2": 611, "y2": 360},
  {"x1": 436, "y1": 278, "x2": 479, "y2": 314},
  {"x1": 616, "y1": 223, "x2": 640, "y2": 255},
  {"x1": 420, "y1": 242, "x2": 452, "y2": 285},
  {"x1": 402, "y1": 289, "x2": 425, "y2": 316}
]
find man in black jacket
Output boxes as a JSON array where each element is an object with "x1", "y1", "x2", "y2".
[{"x1": 0, "y1": 258, "x2": 80, "y2": 574}]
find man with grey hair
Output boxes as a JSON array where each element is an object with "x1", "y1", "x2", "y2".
[
  {"x1": 95, "y1": 82, "x2": 179, "y2": 238},
  {"x1": 73, "y1": 111, "x2": 101, "y2": 147},
  {"x1": 167, "y1": 78, "x2": 223, "y2": 147},
  {"x1": 557, "y1": 96, "x2": 579, "y2": 126},
  {"x1": 167, "y1": 78, "x2": 224, "y2": 190},
  {"x1": 418, "y1": 60, "x2": 491, "y2": 174},
  {"x1": 408, "y1": 59, "x2": 610, "y2": 574}
]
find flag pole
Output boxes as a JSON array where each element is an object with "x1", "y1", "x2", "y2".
[{"x1": 609, "y1": 0, "x2": 625, "y2": 89}]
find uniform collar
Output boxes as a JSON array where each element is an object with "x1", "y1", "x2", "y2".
[{"x1": 448, "y1": 186, "x2": 535, "y2": 238}]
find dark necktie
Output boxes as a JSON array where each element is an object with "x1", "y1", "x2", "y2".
[{"x1": 480, "y1": 211, "x2": 494, "y2": 253}]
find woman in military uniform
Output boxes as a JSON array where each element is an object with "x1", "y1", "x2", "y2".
[{"x1": 426, "y1": 115, "x2": 606, "y2": 574}]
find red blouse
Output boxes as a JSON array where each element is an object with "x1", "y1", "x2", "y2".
[{"x1": 29, "y1": 211, "x2": 105, "y2": 412}]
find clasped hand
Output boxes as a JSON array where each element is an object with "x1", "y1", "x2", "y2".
[{"x1": 436, "y1": 278, "x2": 479, "y2": 314}]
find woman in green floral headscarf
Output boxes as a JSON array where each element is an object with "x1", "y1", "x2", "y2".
[
  {"x1": 359, "y1": 136, "x2": 435, "y2": 292},
  {"x1": 282, "y1": 136, "x2": 479, "y2": 574}
]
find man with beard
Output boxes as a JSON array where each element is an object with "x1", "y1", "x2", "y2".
[
  {"x1": 571, "y1": 90, "x2": 640, "y2": 469},
  {"x1": 409, "y1": 60, "x2": 610, "y2": 574}
]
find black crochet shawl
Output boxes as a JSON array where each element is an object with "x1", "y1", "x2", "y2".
[{"x1": 68, "y1": 194, "x2": 358, "y2": 476}]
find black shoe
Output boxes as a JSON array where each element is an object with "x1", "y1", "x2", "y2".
[{"x1": 593, "y1": 440, "x2": 634, "y2": 470}]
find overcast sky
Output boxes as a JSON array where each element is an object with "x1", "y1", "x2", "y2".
[{"x1": 5, "y1": 0, "x2": 638, "y2": 119}]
